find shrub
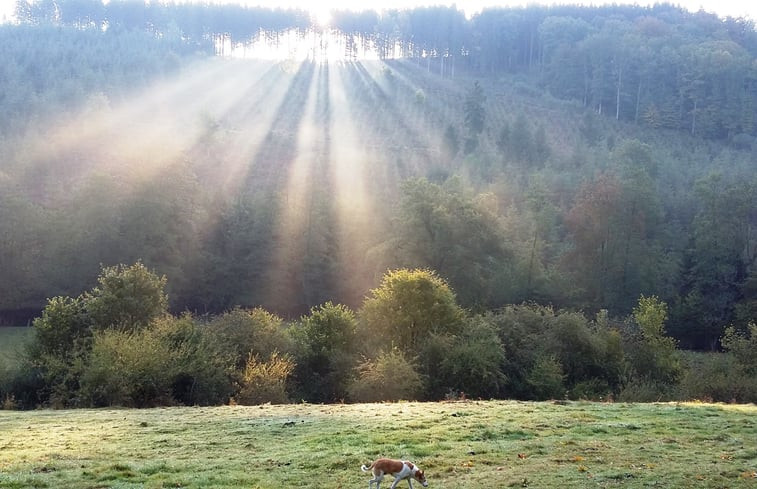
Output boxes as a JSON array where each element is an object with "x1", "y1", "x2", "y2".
[
  {"x1": 526, "y1": 355, "x2": 566, "y2": 400},
  {"x1": 358, "y1": 268, "x2": 464, "y2": 357},
  {"x1": 235, "y1": 352, "x2": 294, "y2": 405},
  {"x1": 290, "y1": 302, "x2": 358, "y2": 402},
  {"x1": 569, "y1": 378, "x2": 612, "y2": 401},
  {"x1": 721, "y1": 323, "x2": 757, "y2": 374},
  {"x1": 156, "y1": 315, "x2": 235, "y2": 406},
  {"x1": 80, "y1": 315, "x2": 234, "y2": 407},
  {"x1": 27, "y1": 295, "x2": 92, "y2": 407},
  {"x1": 209, "y1": 307, "x2": 292, "y2": 370},
  {"x1": 679, "y1": 351, "x2": 757, "y2": 403},
  {"x1": 85, "y1": 262, "x2": 168, "y2": 331},
  {"x1": 348, "y1": 349, "x2": 423, "y2": 402},
  {"x1": 80, "y1": 328, "x2": 175, "y2": 407},
  {"x1": 617, "y1": 380, "x2": 671, "y2": 402},
  {"x1": 626, "y1": 295, "x2": 682, "y2": 385},
  {"x1": 435, "y1": 317, "x2": 506, "y2": 399}
]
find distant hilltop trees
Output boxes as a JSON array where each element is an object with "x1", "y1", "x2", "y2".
[{"x1": 12, "y1": 1, "x2": 757, "y2": 141}]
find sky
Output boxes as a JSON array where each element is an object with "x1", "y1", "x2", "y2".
[{"x1": 0, "y1": 0, "x2": 755, "y2": 24}]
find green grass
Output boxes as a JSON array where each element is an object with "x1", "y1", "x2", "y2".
[
  {"x1": 0, "y1": 327, "x2": 32, "y2": 367},
  {"x1": 0, "y1": 401, "x2": 755, "y2": 488}
]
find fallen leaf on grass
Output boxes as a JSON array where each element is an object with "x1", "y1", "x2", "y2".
[
  {"x1": 571, "y1": 455, "x2": 585, "y2": 462},
  {"x1": 739, "y1": 471, "x2": 757, "y2": 479},
  {"x1": 517, "y1": 453, "x2": 527, "y2": 459},
  {"x1": 578, "y1": 465, "x2": 589, "y2": 472}
]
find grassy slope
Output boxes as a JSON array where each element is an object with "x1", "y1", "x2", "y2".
[{"x1": 0, "y1": 401, "x2": 755, "y2": 488}]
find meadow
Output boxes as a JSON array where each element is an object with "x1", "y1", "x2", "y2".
[{"x1": 0, "y1": 400, "x2": 755, "y2": 488}]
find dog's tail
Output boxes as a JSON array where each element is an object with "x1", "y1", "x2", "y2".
[{"x1": 361, "y1": 463, "x2": 373, "y2": 472}]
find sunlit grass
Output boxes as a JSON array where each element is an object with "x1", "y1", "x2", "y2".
[{"x1": 1, "y1": 401, "x2": 755, "y2": 488}]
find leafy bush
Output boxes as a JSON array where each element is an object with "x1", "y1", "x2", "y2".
[
  {"x1": 359, "y1": 268, "x2": 464, "y2": 356},
  {"x1": 156, "y1": 315, "x2": 235, "y2": 406},
  {"x1": 348, "y1": 349, "x2": 423, "y2": 402},
  {"x1": 526, "y1": 355, "x2": 566, "y2": 400},
  {"x1": 625, "y1": 295, "x2": 682, "y2": 385},
  {"x1": 617, "y1": 380, "x2": 671, "y2": 402},
  {"x1": 290, "y1": 302, "x2": 358, "y2": 402},
  {"x1": 80, "y1": 328, "x2": 176, "y2": 407},
  {"x1": 678, "y1": 342, "x2": 757, "y2": 404},
  {"x1": 85, "y1": 262, "x2": 168, "y2": 331},
  {"x1": 721, "y1": 323, "x2": 757, "y2": 374},
  {"x1": 487, "y1": 304, "x2": 623, "y2": 400},
  {"x1": 235, "y1": 352, "x2": 294, "y2": 405},
  {"x1": 81, "y1": 315, "x2": 234, "y2": 407},
  {"x1": 28, "y1": 295, "x2": 92, "y2": 407},
  {"x1": 209, "y1": 307, "x2": 292, "y2": 370},
  {"x1": 569, "y1": 378, "x2": 612, "y2": 401},
  {"x1": 435, "y1": 317, "x2": 506, "y2": 399}
]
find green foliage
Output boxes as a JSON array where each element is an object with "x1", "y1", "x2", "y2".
[
  {"x1": 347, "y1": 349, "x2": 423, "y2": 402},
  {"x1": 291, "y1": 302, "x2": 358, "y2": 402},
  {"x1": 464, "y1": 81, "x2": 486, "y2": 135},
  {"x1": 627, "y1": 295, "x2": 682, "y2": 385},
  {"x1": 85, "y1": 262, "x2": 168, "y2": 331},
  {"x1": 442, "y1": 124, "x2": 460, "y2": 159},
  {"x1": 208, "y1": 307, "x2": 292, "y2": 371},
  {"x1": 80, "y1": 328, "x2": 176, "y2": 407},
  {"x1": 435, "y1": 317, "x2": 506, "y2": 399},
  {"x1": 721, "y1": 323, "x2": 757, "y2": 375},
  {"x1": 359, "y1": 268, "x2": 464, "y2": 355},
  {"x1": 672, "y1": 175, "x2": 757, "y2": 349},
  {"x1": 80, "y1": 315, "x2": 233, "y2": 407},
  {"x1": 388, "y1": 178, "x2": 517, "y2": 307},
  {"x1": 485, "y1": 304, "x2": 623, "y2": 400},
  {"x1": 28, "y1": 296, "x2": 92, "y2": 407},
  {"x1": 678, "y1": 352, "x2": 757, "y2": 403},
  {"x1": 235, "y1": 352, "x2": 294, "y2": 405},
  {"x1": 526, "y1": 355, "x2": 566, "y2": 400},
  {"x1": 30, "y1": 296, "x2": 91, "y2": 359}
]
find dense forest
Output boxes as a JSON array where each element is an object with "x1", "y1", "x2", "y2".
[{"x1": 1, "y1": 0, "x2": 755, "y2": 362}]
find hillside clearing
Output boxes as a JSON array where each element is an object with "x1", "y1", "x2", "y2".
[{"x1": 1, "y1": 401, "x2": 755, "y2": 488}]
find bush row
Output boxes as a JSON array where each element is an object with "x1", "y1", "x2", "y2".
[{"x1": 2, "y1": 263, "x2": 755, "y2": 408}]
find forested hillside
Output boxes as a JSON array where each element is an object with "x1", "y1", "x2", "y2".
[{"x1": 1, "y1": 0, "x2": 755, "y2": 354}]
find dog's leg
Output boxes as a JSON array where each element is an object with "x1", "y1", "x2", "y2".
[
  {"x1": 407, "y1": 479, "x2": 414, "y2": 489},
  {"x1": 371, "y1": 472, "x2": 383, "y2": 489}
]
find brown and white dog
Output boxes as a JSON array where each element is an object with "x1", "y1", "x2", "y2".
[{"x1": 361, "y1": 458, "x2": 428, "y2": 489}]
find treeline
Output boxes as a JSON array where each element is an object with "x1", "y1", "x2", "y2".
[
  {"x1": 0, "y1": 23, "x2": 208, "y2": 135},
  {"x1": 2, "y1": 262, "x2": 755, "y2": 409},
  {"x1": 1, "y1": 8, "x2": 755, "y2": 352},
  {"x1": 14, "y1": 1, "x2": 757, "y2": 142}
]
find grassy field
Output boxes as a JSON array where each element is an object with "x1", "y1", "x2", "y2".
[
  {"x1": 0, "y1": 327, "x2": 31, "y2": 367},
  {"x1": 0, "y1": 401, "x2": 755, "y2": 488}
]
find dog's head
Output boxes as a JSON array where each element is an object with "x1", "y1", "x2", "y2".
[{"x1": 414, "y1": 469, "x2": 428, "y2": 487}]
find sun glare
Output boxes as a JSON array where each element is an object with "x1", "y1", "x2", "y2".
[{"x1": 312, "y1": 7, "x2": 332, "y2": 29}]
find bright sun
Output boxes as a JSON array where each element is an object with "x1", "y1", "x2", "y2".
[{"x1": 312, "y1": 7, "x2": 332, "y2": 28}]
